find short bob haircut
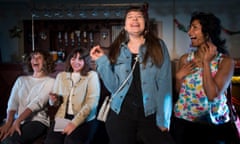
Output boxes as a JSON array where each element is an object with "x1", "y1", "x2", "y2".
[{"x1": 64, "y1": 48, "x2": 91, "y2": 76}]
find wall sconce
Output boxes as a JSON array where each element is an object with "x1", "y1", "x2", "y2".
[
  {"x1": 54, "y1": 10, "x2": 63, "y2": 18},
  {"x1": 115, "y1": 10, "x2": 122, "y2": 17},
  {"x1": 101, "y1": 32, "x2": 108, "y2": 40},
  {"x1": 103, "y1": 10, "x2": 110, "y2": 17},
  {"x1": 31, "y1": 11, "x2": 39, "y2": 18},
  {"x1": 91, "y1": 10, "x2": 98, "y2": 17},
  {"x1": 43, "y1": 9, "x2": 52, "y2": 17},
  {"x1": 79, "y1": 11, "x2": 86, "y2": 17},
  {"x1": 67, "y1": 10, "x2": 74, "y2": 17}
]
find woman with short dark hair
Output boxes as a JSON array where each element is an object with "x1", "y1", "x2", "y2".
[{"x1": 44, "y1": 48, "x2": 100, "y2": 144}]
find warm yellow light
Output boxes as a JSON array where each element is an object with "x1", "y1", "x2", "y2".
[{"x1": 232, "y1": 76, "x2": 240, "y2": 83}]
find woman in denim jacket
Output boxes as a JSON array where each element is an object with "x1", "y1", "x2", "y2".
[{"x1": 90, "y1": 4, "x2": 175, "y2": 144}]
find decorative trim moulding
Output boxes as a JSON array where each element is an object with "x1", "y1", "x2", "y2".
[{"x1": 31, "y1": 3, "x2": 146, "y2": 19}]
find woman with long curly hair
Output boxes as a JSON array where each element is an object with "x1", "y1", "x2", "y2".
[
  {"x1": 170, "y1": 12, "x2": 236, "y2": 144},
  {"x1": 0, "y1": 49, "x2": 55, "y2": 144}
]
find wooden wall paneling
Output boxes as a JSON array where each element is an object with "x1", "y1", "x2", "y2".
[{"x1": 23, "y1": 19, "x2": 123, "y2": 54}]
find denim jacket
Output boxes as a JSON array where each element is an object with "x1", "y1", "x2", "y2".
[{"x1": 95, "y1": 39, "x2": 172, "y2": 128}]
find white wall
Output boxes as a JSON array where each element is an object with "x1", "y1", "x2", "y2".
[
  {"x1": 150, "y1": 0, "x2": 240, "y2": 60},
  {"x1": 0, "y1": 0, "x2": 239, "y2": 62}
]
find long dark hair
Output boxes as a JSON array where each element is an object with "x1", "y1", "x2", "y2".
[
  {"x1": 65, "y1": 48, "x2": 91, "y2": 76},
  {"x1": 190, "y1": 11, "x2": 228, "y2": 55},
  {"x1": 25, "y1": 49, "x2": 55, "y2": 74},
  {"x1": 108, "y1": 4, "x2": 164, "y2": 67}
]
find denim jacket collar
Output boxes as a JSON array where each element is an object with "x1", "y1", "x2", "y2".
[{"x1": 120, "y1": 41, "x2": 147, "y2": 63}]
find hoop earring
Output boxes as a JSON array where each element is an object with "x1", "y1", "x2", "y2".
[{"x1": 144, "y1": 30, "x2": 148, "y2": 37}]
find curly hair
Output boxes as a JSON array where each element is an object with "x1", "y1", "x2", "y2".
[
  {"x1": 25, "y1": 49, "x2": 55, "y2": 74},
  {"x1": 190, "y1": 11, "x2": 228, "y2": 55},
  {"x1": 64, "y1": 48, "x2": 91, "y2": 76}
]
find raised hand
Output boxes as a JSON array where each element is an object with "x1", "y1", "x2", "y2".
[
  {"x1": 90, "y1": 45, "x2": 104, "y2": 61},
  {"x1": 202, "y1": 41, "x2": 217, "y2": 64}
]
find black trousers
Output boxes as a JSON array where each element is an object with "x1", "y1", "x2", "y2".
[
  {"x1": 170, "y1": 116, "x2": 238, "y2": 144},
  {"x1": 105, "y1": 108, "x2": 175, "y2": 144},
  {"x1": 44, "y1": 119, "x2": 98, "y2": 144},
  {"x1": 1, "y1": 121, "x2": 47, "y2": 144}
]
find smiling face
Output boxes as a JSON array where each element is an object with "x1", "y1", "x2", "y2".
[
  {"x1": 124, "y1": 10, "x2": 145, "y2": 36},
  {"x1": 70, "y1": 52, "x2": 85, "y2": 72},
  {"x1": 31, "y1": 53, "x2": 44, "y2": 73},
  {"x1": 188, "y1": 19, "x2": 208, "y2": 48}
]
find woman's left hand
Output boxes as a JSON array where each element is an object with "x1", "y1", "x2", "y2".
[
  {"x1": 203, "y1": 41, "x2": 217, "y2": 63},
  {"x1": 62, "y1": 122, "x2": 76, "y2": 136}
]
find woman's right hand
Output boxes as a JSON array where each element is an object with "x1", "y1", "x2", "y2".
[
  {"x1": 176, "y1": 61, "x2": 196, "y2": 81},
  {"x1": 49, "y1": 93, "x2": 58, "y2": 106},
  {"x1": 0, "y1": 122, "x2": 11, "y2": 141},
  {"x1": 90, "y1": 45, "x2": 104, "y2": 61}
]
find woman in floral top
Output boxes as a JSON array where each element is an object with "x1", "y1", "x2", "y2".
[{"x1": 170, "y1": 12, "x2": 235, "y2": 144}]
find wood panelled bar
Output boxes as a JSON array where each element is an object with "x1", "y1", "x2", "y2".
[{"x1": 23, "y1": 19, "x2": 123, "y2": 56}]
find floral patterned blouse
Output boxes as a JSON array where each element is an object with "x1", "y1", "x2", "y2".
[{"x1": 174, "y1": 52, "x2": 230, "y2": 124}]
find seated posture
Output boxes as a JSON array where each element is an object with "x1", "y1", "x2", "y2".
[
  {"x1": 44, "y1": 48, "x2": 100, "y2": 144},
  {"x1": 0, "y1": 50, "x2": 55, "y2": 144}
]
